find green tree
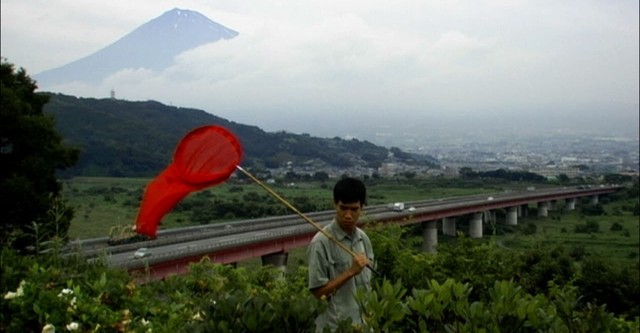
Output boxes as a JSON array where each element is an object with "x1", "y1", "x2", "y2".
[
  {"x1": 312, "y1": 171, "x2": 329, "y2": 182},
  {"x1": 580, "y1": 203, "x2": 605, "y2": 216},
  {"x1": 0, "y1": 59, "x2": 79, "y2": 250},
  {"x1": 459, "y1": 167, "x2": 475, "y2": 179},
  {"x1": 557, "y1": 173, "x2": 570, "y2": 183},
  {"x1": 603, "y1": 173, "x2": 632, "y2": 185}
]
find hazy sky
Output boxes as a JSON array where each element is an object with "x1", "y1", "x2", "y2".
[{"x1": 2, "y1": 0, "x2": 639, "y2": 138}]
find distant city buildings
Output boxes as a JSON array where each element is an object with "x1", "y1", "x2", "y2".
[
  {"x1": 262, "y1": 129, "x2": 639, "y2": 180},
  {"x1": 530, "y1": 166, "x2": 582, "y2": 179},
  {"x1": 395, "y1": 130, "x2": 639, "y2": 179}
]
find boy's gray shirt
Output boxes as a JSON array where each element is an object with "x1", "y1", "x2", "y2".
[{"x1": 307, "y1": 220, "x2": 374, "y2": 332}]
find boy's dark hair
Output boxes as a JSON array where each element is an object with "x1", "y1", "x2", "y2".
[{"x1": 333, "y1": 177, "x2": 367, "y2": 205}]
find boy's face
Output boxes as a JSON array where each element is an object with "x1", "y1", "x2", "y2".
[{"x1": 335, "y1": 200, "x2": 362, "y2": 234}]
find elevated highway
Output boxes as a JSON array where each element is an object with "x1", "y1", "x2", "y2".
[{"x1": 67, "y1": 185, "x2": 622, "y2": 280}]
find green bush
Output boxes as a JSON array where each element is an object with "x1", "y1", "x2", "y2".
[
  {"x1": 575, "y1": 220, "x2": 600, "y2": 233},
  {"x1": 2, "y1": 221, "x2": 639, "y2": 332},
  {"x1": 520, "y1": 222, "x2": 537, "y2": 235},
  {"x1": 513, "y1": 244, "x2": 577, "y2": 296},
  {"x1": 610, "y1": 222, "x2": 624, "y2": 231},
  {"x1": 575, "y1": 256, "x2": 640, "y2": 320},
  {"x1": 581, "y1": 203, "x2": 605, "y2": 216},
  {"x1": 569, "y1": 244, "x2": 587, "y2": 260}
]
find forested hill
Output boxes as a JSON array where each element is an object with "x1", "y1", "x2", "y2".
[{"x1": 43, "y1": 93, "x2": 437, "y2": 177}]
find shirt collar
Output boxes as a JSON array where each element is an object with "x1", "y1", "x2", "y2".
[{"x1": 329, "y1": 219, "x2": 360, "y2": 242}]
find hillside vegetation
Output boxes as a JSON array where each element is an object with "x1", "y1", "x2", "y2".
[{"x1": 44, "y1": 93, "x2": 437, "y2": 177}]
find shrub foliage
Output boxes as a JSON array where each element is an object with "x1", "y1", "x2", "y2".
[
  {"x1": 2, "y1": 228, "x2": 638, "y2": 332},
  {"x1": 0, "y1": 59, "x2": 79, "y2": 250}
]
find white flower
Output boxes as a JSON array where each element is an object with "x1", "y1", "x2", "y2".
[
  {"x1": 65, "y1": 322, "x2": 79, "y2": 331},
  {"x1": 141, "y1": 318, "x2": 150, "y2": 326},
  {"x1": 70, "y1": 297, "x2": 77, "y2": 307},
  {"x1": 4, "y1": 280, "x2": 26, "y2": 299},
  {"x1": 16, "y1": 280, "x2": 25, "y2": 297},
  {"x1": 192, "y1": 312, "x2": 204, "y2": 321},
  {"x1": 58, "y1": 288, "x2": 73, "y2": 297},
  {"x1": 42, "y1": 324, "x2": 55, "y2": 333},
  {"x1": 3, "y1": 291, "x2": 17, "y2": 300}
]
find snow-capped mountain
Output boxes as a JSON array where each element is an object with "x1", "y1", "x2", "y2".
[{"x1": 35, "y1": 8, "x2": 238, "y2": 87}]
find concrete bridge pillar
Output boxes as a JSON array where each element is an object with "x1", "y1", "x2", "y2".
[
  {"x1": 565, "y1": 198, "x2": 576, "y2": 211},
  {"x1": 442, "y1": 217, "x2": 457, "y2": 237},
  {"x1": 506, "y1": 206, "x2": 518, "y2": 226},
  {"x1": 549, "y1": 200, "x2": 557, "y2": 211},
  {"x1": 590, "y1": 195, "x2": 599, "y2": 205},
  {"x1": 520, "y1": 204, "x2": 529, "y2": 217},
  {"x1": 421, "y1": 220, "x2": 438, "y2": 253},
  {"x1": 261, "y1": 252, "x2": 288, "y2": 277},
  {"x1": 537, "y1": 201, "x2": 549, "y2": 217},
  {"x1": 469, "y1": 213, "x2": 483, "y2": 238}
]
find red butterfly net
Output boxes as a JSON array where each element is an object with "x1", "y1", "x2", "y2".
[{"x1": 135, "y1": 126, "x2": 243, "y2": 238}]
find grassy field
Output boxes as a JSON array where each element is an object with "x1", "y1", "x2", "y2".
[
  {"x1": 62, "y1": 177, "x2": 639, "y2": 269},
  {"x1": 62, "y1": 176, "x2": 498, "y2": 239},
  {"x1": 495, "y1": 200, "x2": 639, "y2": 266},
  {"x1": 63, "y1": 177, "x2": 150, "y2": 239},
  {"x1": 238, "y1": 200, "x2": 640, "y2": 270}
]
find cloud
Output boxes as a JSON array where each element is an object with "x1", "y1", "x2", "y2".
[{"x1": 3, "y1": 0, "x2": 638, "y2": 137}]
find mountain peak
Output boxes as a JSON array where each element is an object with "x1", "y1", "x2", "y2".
[
  {"x1": 35, "y1": 8, "x2": 238, "y2": 87},
  {"x1": 167, "y1": 7, "x2": 202, "y2": 16}
]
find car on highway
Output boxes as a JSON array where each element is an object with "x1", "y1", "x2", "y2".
[
  {"x1": 392, "y1": 202, "x2": 405, "y2": 212},
  {"x1": 133, "y1": 247, "x2": 151, "y2": 259}
]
